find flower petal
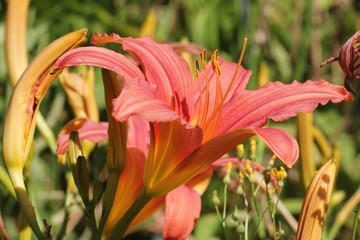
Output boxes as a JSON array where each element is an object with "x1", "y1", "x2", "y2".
[
  {"x1": 56, "y1": 118, "x2": 108, "y2": 154},
  {"x1": 54, "y1": 46, "x2": 145, "y2": 81},
  {"x1": 144, "y1": 119, "x2": 203, "y2": 196},
  {"x1": 104, "y1": 148, "x2": 146, "y2": 236},
  {"x1": 151, "y1": 128, "x2": 255, "y2": 195},
  {"x1": 219, "y1": 80, "x2": 353, "y2": 132},
  {"x1": 254, "y1": 128, "x2": 299, "y2": 168},
  {"x1": 152, "y1": 126, "x2": 298, "y2": 195},
  {"x1": 127, "y1": 115, "x2": 150, "y2": 154},
  {"x1": 91, "y1": 33, "x2": 195, "y2": 121},
  {"x1": 112, "y1": 77, "x2": 181, "y2": 122},
  {"x1": 163, "y1": 185, "x2": 201, "y2": 240}
]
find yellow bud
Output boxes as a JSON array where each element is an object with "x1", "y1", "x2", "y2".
[
  {"x1": 296, "y1": 159, "x2": 336, "y2": 240},
  {"x1": 2, "y1": 30, "x2": 87, "y2": 240},
  {"x1": 237, "y1": 144, "x2": 244, "y2": 159},
  {"x1": 3, "y1": 29, "x2": 87, "y2": 178},
  {"x1": 249, "y1": 139, "x2": 256, "y2": 160}
]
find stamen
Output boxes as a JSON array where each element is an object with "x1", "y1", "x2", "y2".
[
  {"x1": 202, "y1": 49, "x2": 223, "y2": 140},
  {"x1": 198, "y1": 50, "x2": 210, "y2": 128},
  {"x1": 222, "y1": 38, "x2": 247, "y2": 101},
  {"x1": 194, "y1": 59, "x2": 200, "y2": 77},
  {"x1": 200, "y1": 50, "x2": 207, "y2": 68},
  {"x1": 211, "y1": 49, "x2": 222, "y2": 76},
  {"x1": 204, "y1": 38, "x2": 248, "y2": 127},
  {"x1": 194, "y1": 40, "x2": 248, "y2": 141}
]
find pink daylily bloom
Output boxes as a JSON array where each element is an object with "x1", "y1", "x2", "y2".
[
  {"x1": 54, "y1": 33, "x2": 352, "y2": 235},
  {"x1": 55, "y1": 34, "x2": 352, "y2": 171}
]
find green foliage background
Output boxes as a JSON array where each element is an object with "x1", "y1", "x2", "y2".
[{"x1": 0, "y1": 0, "x2": 359, "y2": 239}]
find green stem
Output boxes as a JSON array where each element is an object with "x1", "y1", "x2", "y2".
[
  {"x1": 14, "y1": 188, "x2": 46, "y2": 240},
  {"x1": 222, "y1": 184, "x2": 228, "y2": 228},
  {"x1": 244, "y1": 195, "x2": 249, "y2": 240},
  {"x1": 251, "y1": 183, "x2": 260, "y2": 217},
  {"x1": 35, "y1": 113, "x2": 57, "y2": 154},
  {"x1": 352, "y1": 207, "x2": 360, "y2": 240},
  {"x1": 84, "y1": 204, "x2": 98, "y2": 240},
  {"x1": 109, "y1": 189, "x2": 152, "y2": 239},
  {"x1": 0, "y1": 167, "x2": 15, "y2": 198},
  {"x1": 222, "y1": 184, "x2": 229, "y2": 240},
  {"x1": 97, "y1": 171, "x2": 122, "y2": 237},
  {"x1": 214, "y1": 205, "x2": 223, "y2": 224}
]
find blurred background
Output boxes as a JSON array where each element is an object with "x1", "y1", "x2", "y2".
[{"x1": 0, "y1": 0, "x2": 359, "y2": 239}]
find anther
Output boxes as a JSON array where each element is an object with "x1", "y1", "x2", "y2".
[
  {"x1": 211, "y1": 49, "x2": 222, "y2": 76},
  {"x1": 194, "y1": 59, "x2": 200, "y2": 77}
]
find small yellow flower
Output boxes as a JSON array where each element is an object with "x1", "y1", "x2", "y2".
[
  {"x1": 271, "y1": 166, "x2": 287, "y2": 181},
  {"x1": 243, "y1": 160, "x2": 254, "y2": 179}
]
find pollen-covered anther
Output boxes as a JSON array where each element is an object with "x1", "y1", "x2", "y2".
[
  {"x1": 242, "y1": 160, "x2": 254, "y2": 179},
  {"x1": 236, "y1": 144, "x2": 244, "y2": 159},
  {"x1": 238, "y1": 171, "x2": 244, "y2": 184},
  {"x1": 271, "y1": 166, "x2": 287, "y2": 181},
  {"x1": 194, "y1": 59, "x2": 200, "y2": 77},
  {"x1": 199, "y1": 50, "x2": 207, "y2": 68},
  {"x1": 211, "y1": 49, "x2": 222, "y2": 76}
]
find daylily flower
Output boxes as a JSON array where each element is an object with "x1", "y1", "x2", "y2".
[
  {"x1": 54, "y1": 33, "x2": 352, "y2": 237},
  {"x1": 3, "y1": 29, "x2": 87, "y2": 240}
]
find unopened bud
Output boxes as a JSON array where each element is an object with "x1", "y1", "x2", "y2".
[{"x1": 212, "y1": 190, "x2": 221, "y2": 206}]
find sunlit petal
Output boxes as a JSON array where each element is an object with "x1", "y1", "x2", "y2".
[
  {"x1": 144, "y1": 119, "x2": 203, "y2": 196},
  {"x1": 127, "y1": 115, "x2": 150, "y2": 154},
  {"x1": 54, "y1": 46, "x2": 145, "y2": 81},
  {"x1": 219, "y1": 80, "x2": 353, "y2": 133},
  {"x1": 112, "y1": 78, "x2": 181, "y2": 123},
  {"x1": 104, "y1": 148, "x2": 145, "y2": 236},
  {"x1": 254, "y1": 128, "x2": 299, "y2": 168},
  {"x1": 163, "y1": 185, "x2": 201, "y2": 240},
  {"x1": 91, "y1": 33, "x2": 195, "y2": 121}
]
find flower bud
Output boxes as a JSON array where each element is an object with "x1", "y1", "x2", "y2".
[
  {"x1": 296, "y1": 159, "x2": 336, "y2": 240},
  {"x1": 212, "y1": 190, "x2": 221, "y2": 206},
  {"x1": 321, "y1": 31, "x2": 360, "y2": 92}
]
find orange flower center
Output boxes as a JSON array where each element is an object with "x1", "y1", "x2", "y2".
[{"x1": 192, "y1": 39, "x2": 248, "y2": 142}]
